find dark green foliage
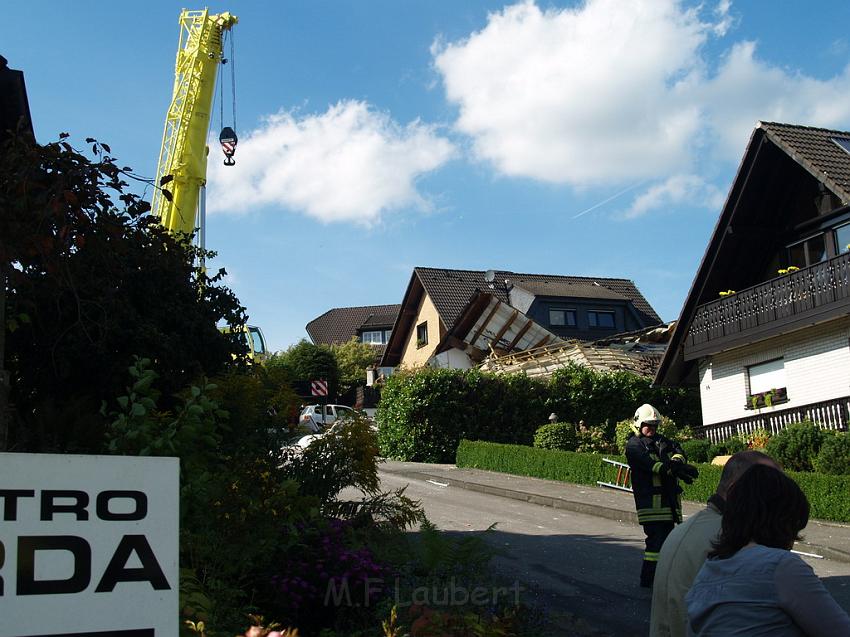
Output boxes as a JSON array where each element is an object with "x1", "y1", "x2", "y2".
[
  {"x1": 533, "y1": 422, "x2": 577, "y2": 451},
  {"x1": 546, "y1": 363, "x2": 700, "y2": 435},
  {"x1": 813, "y1": 432, "x2": 850, "y2": 475},
  {"x1": 456, "y1": 440, "x2": 850, "y2": 523},
  {"x1": 377, "y1": 368, "x2": 548, "y2": 462},
  {"x1": 2, "y1": 134, "x2": 247, "y2": 453},
  {"x1": 765, "y1": 420, "x2": 825, "y2": 472},
  {"x1": 377, "y1": 365, "x2": 701, "y2": 463},
  {"x1": 266, "y1": 338, "x2": 340, "y2": 397},
  {"x1": 787, "y1": 469, "x2": 850, "y2": 522},
  {"x1": 707, "y1": 437, "x2": 746, "y2": 461},
  {"x1": 681, "y1": 438, "x2": 711, "y2": 463}
]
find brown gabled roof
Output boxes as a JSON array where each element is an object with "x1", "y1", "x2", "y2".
[
  {"x1": 760, "y1": 122, "x2": 850, "y2": 204},
  {"x1": 306, "y1": 304, "x2": 401, "y2": 346},
  {"x1": 656, "y1": 121, "x2": 850, "y2": 386},
  {"x1": 414, "y1": 267, "x2": 660, "y2": 328}
]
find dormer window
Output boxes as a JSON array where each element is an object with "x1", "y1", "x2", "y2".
[
  {"x1": 588, "y1": 310, "x2": 616, "y2": 329},
  {"x1": 549, "y1": 308, "x2": 576, "y2": 327}
]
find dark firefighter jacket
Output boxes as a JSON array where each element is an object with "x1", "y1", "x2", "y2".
[{"x1": 625, "y1": 432, "x2": 687, "y2": 525}]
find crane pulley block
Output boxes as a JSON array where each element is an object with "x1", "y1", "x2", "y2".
[{"x1": 219, "y1": 126, "x2": 237, "y2": 166}]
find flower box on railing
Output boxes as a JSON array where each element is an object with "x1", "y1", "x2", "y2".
[{"x1": 745, "y1": 387, "x2": 788, "y2": 410}]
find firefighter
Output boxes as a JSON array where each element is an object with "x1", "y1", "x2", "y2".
[{"x1": 625, "y1": 403, "x2": 699, "y2": 588}]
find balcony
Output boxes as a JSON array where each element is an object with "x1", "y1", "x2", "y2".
[
  {"x1": 684, "y1": 251, "x2": 850, "y2": 360},
  {"x1": 699, "y1": 396, "x2": 850, "y2": 444}
]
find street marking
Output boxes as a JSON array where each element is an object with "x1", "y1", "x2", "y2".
[
  {"x1": 426, "y1": 479, "x2": 448, "y2": 487},
  {"x1": 792, "y1": 549, "x2": 824, "y2": 559}
]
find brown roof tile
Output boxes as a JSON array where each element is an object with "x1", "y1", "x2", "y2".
[
  {"x1": 414, "y1": 267, "x2": 661, "y2": 328},
  {"x1": 306, "y1": 304, "x2": 401, "y2": 345},
  {"x1": 760, "y1": 122, "x2": 850, "y2": 203}
]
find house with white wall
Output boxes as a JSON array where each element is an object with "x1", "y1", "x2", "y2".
[{"x1": 656, "y1": 122, "x2": 850, "y2": 442}]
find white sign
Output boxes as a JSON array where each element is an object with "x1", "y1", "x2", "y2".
[{"x1": 0, "y1": 453, "x2": 179, "y2": 637}]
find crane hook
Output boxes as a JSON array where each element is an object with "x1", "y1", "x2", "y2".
[{"x1": 220, "y1": 126, "x2": 237, "y2": 166}]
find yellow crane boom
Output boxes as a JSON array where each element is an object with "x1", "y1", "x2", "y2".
[
  {"x1": 152, "y1": 9, "x2": 237, "y2": 235},
  {"x1": 152, "y1": 9, "x2": 267, "y2": 361}
]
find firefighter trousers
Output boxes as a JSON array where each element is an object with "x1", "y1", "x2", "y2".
[{"x1": 640, "y1": 520, "x2": 674, "y2": 587}]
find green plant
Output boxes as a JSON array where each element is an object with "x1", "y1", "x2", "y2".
[
  {"x1": 681, "y1": 439, "x2": 711, "y2": 463},
  {"x1": 740, "y1": 427, "x2": 771, "y2": 450},
  {"x1": 765, "y1": 420, "x2": 825, "y2": 472},
  {"x1": 614, "y1": 415, "x2": 688, "y2": 453},
  {"x1": 813, "y1": 432, "x2": 850, "y2": 475},
  {"x1": 533, "y1": 422, "x2": 577, "y2": 451},
  {"x1": 456, "y1": 440, "x2": 850, "y2": 523},
  {"x1": 575, "y1": 425, "x2": 616, "y2": 454}
]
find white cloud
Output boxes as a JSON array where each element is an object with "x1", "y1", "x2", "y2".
[
  {"x1": 433, "y1": 0, "x2": 850, "y2": 194},
  {"x1": 207, "y1": 100, "x2": 456, "y2": 224},
  {"x1": 624, "y1": 174, "x2": 724, "y2": 218}
]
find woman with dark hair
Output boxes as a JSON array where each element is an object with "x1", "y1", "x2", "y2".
[{"x1": 685, "y1": 464, "x2": 850, "y2": 635}]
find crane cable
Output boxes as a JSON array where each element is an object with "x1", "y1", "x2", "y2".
[{"x1": 218, "y1": 28, "x2": 238, "y2": 166}]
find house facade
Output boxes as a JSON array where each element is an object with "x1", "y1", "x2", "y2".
[
  {"x1": 656, "y1": 122, "x2": 850, "y2": 442},
  {"x1": 381, "y1": 267, "x2": 661, "y2": 370},
  {"x1": 306, "y1": 303, "x2": 400, "y2": 377}
]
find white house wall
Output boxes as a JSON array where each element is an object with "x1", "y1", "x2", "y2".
[
  {"x1": 699, "y1": 318, "x2": 850, "y2": 426},
  {"x1": 430, "y1": 347, "x2": 474, "y2": 370}
]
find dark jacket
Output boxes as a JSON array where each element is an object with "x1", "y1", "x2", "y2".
[{"x1": 625, "y1": 432, "x2": 686, "y2": 524}]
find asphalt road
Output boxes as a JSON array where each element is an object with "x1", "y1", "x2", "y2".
[{"x1": 373, "y1": 469, "x2": 850, "y2": 636}]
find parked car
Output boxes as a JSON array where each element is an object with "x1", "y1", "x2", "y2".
[{"x1": 298, "y1": 404, "x2": 358, "y2": 433}]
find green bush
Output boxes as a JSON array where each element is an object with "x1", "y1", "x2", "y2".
[
  {"x1": 377, "y1": 365, "x2": 701, "y2": 462},
  {"x1": 813, "y1": 432, "x2": 850, "y2": 475},
  {"x1": 533, "y1": 422, "x2": 577, "y2": 451},
  {"x1": 765, "y1": 420, "x2": 825, "y2": 472},
  {"x1": 707, "y1": 437, "x2": 746, "y2": 460},
  {"x1": 377, "y1": 368, "x2": 548, "y2": 462},
  {"x1": 575, "y1": 424, "x2": 617, "y2": 454},
  {"x1": 681, "y1": 438, "x2": 711, "y2": 463},
  {"x1": 456, "y1": 440, "x2": 850, "y2": 523}
]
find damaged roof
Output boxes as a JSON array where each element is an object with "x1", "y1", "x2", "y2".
[{"x1": 415, "y1": 267, "x2": 660, "y2": 328}]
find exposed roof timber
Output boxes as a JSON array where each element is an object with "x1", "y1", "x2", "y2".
[
  {"x1": 469, "y1": 299, "x2": 502, "y2": 346},
  {"x1": 506, "y1": 319, "x2": 533, "y2": 352},
  {"x1": 489, "y1": 308, "x2": 519, "y2": 348}
]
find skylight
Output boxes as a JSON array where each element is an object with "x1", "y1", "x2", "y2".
[{"x1": 831, "y1": 137, "x2": 850, "y2": 156}]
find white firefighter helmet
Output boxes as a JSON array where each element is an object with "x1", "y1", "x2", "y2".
[{"x1": 631, "y1": 403, "x2": 662, "y2": 435}]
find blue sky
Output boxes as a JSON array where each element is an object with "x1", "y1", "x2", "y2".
[{"x1": 5, "y1": 1, "x2": 850, "y2": 351}]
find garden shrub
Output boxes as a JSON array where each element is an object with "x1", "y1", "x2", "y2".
[
  {"x1": 813, "y1": 432, "x2": 850, "y2": 475},
  {"x1": 377, "y1": 365, "x2": 701, "y2": 462},
  {"x1": 575, "y1": 424, "x2": 617, "y2": 454},
  {"x1": 740, "y1": 427, "x2": 771, "y2": 450},
  {"x1": 707, "y1": 437, "x2": 746, "y2": 461},
  {"x1": 765, "y1": 420, "x2": 825, "y2": 472},
  {"x1": 681, "y1": 438, "x2": 711, "y2": 463},
  {"x1": 456, "y1": 440, "x2": 850, "y2": 523},
  {"x1": 533, "y1": 422, "x2": 577, "y2": 451}
]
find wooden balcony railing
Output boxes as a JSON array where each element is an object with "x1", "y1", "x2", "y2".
[
  {"x1": 700, "y1": 396, "x2": 850, "y2": 444},
  {"x1": 685, "y1": 252, "x2": 850, "y2": 358}
]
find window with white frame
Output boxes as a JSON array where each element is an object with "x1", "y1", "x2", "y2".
[
  {"x1": 361, "y1": 330, "x2": 384, "y2": 344},
  {"x1": 747, "y1": 358, "x2": 786, "y2": 395}
]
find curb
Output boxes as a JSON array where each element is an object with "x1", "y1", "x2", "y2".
[{"x1": 381, "y1": 467, "x2": 850, "y2": 565}]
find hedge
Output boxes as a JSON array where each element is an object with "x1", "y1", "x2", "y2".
[
  {"x1": 455, "y1": 440, "x2": 850, "y2": 523},
  {"x1": 377, "y1": 365, "x2": 700, "y2": 463}
]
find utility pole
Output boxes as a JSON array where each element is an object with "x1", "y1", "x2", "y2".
[{"x1": 0, "y1": 54, "x2": 35, "y2": 450}]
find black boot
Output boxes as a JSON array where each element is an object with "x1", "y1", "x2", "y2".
[{"x1": 640, "y1": 559, "x2": 657, "y2": 588}]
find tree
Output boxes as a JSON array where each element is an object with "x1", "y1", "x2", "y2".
[
  {"x1": 267, "y1": 339, "x2": 340, "y2": 398},
  {"x1": 1, "y1": 133, "x2": 248, "y2": 452},
  {"x1": 331, "y1": 336, "x2": 378, "y2": 385}
]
